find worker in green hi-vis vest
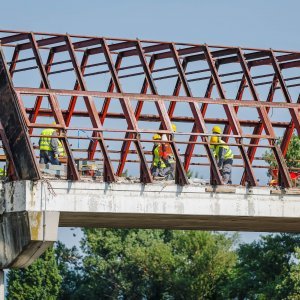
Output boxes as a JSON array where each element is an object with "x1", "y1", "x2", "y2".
[
  {"x1": 0, "y1": 167, "x2": 5, "y2": 177},
  {"x1": 151, "y1": 134, "x2": 166, "y2": 178},
  {"x1": 39, "y1": 127, "x2": 60, "y2": 165},
  {"x1": 210, "y1": 126, "x2": 234, "y2": 184}
]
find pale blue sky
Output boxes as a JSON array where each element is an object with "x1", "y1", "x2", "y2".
[
  {"x1": 2, "y1": 0, "x2": 296, "y2": 244},
  {"x1": 1, "y1": 0, "x2": 299, "y2": 52}
]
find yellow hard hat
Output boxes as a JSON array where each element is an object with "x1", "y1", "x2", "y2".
[
  {"x1": 210, "y1": 136, "x2": 219, "y2": 144},
  {"x1": 212, "y1": 126, "x2": 221, "y2": 134},
  {"x1": 171, "y1": 123, "x2": 177, "y2": 132},
  {"x1": 153, "y1": 134, "x2": 161, "y2": 140}
]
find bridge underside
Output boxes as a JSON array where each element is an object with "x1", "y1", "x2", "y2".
[
  {"x1": 60, "y1": 213, "x2": 300, "y2": 232},
  {"x1": 1, "y1": 180, "x2": 300, "y2": 268}
]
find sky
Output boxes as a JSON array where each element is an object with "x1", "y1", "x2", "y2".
[
  {"x1": 1, "y1": 0, "x2": 299, "y2": 51},
  {"x1": 1, "y1": 0, "x2": 298, "y2": 245}
]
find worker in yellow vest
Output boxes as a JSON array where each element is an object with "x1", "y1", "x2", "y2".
[
  {"x1": 57, "y1": 139, "x2": 66, "y2": 157},
  {"x1": 0, "y1": 167, "x2": 6, "y2": 177},
  {"x1": 39, "y1": 128, "x2": 60, "y2": 165},
  {"x1": 151, "y1": 134, "x2": 166, "y2": 177},
  {"x1": 210, "y1": 126, "x2": 233, "y2": 184},
  {"x1": 161, "y1": 123, "x2": 177, "y2": 179}
]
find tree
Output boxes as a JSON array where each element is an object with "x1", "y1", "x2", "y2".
[
  {"x1": 7, "y1": 246, "x2": 62, "y2": 300},
  {"x1": 55, "y1": 241, "x2": 82, "y2": 299},
  {"x1": 71, "y1": 229, "x2": 236, "y2": 299},
  {"x1": 263, "y1": 134, "x2": 300, "y2": 169},
  {"x1": 227, "y1": 233, "x2": 300, "y2": 299},
  {"x1": 286, "y1": 247, "x2": 300, "y2": 299}
]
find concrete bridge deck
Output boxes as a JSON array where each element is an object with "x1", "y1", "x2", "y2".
[{"x1": 1, "y1": 179, "x2": 300, "y2": 268}]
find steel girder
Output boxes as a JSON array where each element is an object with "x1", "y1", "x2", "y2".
[{"x1": 0, "y1": 30, "x2": 300, "y2": 187}]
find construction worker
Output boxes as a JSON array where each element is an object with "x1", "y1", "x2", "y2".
[
  {"x1": 151, "y1": 134, "x2": 166, "y2": 177},
  {"x1": 0, "y1": 167, "x2": 6, "y2": 178},
  {"x1": 210, "y1": 127, "x2": 233, "y2": 184},
  {"x1": 39, "y1": 127, "x2": 60, "y2": 165},
  {"x1": 58, "y1": 139, "x2": 66, "y2": 157},
  {"x1": 161, "y1": 123, "x2": 177, "y2": 179},
  {"x1": 212, "y1": 125, "x2": 222, "y2": 135}
]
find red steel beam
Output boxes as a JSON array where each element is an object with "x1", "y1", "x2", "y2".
[
  {"x1": 116, "y1": 55, "x2": 156, "y2": 176},
  {"x1": 8, "y1": 46, "x2": 20, "y2": 75},
  {"x1": 0, "y1": 121, "x2": 19, "y2": 180},
  {"x1": 203, "y1": 45, "x2": 258, "y2": 186},
  {"x1": 65, "y1": 51, "x2": 90, "y2": 127},
  {"x1": 3, "y1": 30, "x2": 300, "y2": 187},
  {"x1": 135, "y1": 40, "x2": 189, "y2": 185},
  {"x1": 86, "y1": 53, "x2": 122, "y2": 160},
  {"x1": 237, "y1": 48, "x2": 292, "y2": 188},
  {"x1": 184, "y1": 62, "x2": 218, "y2": 171},
  {"x1": 24, "y1": 108, "x2": 294, "y2": 127},
  {"x1": 29, "y1": 32, "x2": 80, "y2": 181},
  {"x1": 240, "y1": 74, "x2": 279, "y2": 185},
  {"x1": 16, "y1": 87, "x2": 300, "y2": 109},
  {"x1": 270, "y1": 50, "x2": 300, "y2": 149},
  {"x1": 100, "y1": 37, "x2": 153, "y2": 183},
  {"x1": 29, "y1": 49, "x2": 55, "y2": 134},
  {"x1": 169, "y1": 43, "x2": 222, "y2": 185},
  {"x1": 64, "y1": 34, "x2": 116, "y2": 182},
  {"x1": 0, "y1": 33, "x2": 28, "y2": 44}
]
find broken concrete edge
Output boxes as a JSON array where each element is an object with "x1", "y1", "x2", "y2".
[{"x1": 0, "y1": 211, "x2": 59, "y2": 269}]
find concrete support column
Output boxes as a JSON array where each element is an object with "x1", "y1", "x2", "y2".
[
  {"x1": 0, "y1": 270, "x2": 4, "y2": 300},
  {"x1": 0, "y1": 211, "x2": 60, "y2": 268}
]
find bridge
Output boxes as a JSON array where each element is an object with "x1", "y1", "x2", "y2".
[{"x1": 0, "y1": 30, "x2": 300, "y2": 273}]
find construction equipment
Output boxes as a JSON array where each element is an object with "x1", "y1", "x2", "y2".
[{"x1": 76, "y1": 160, "x2": 103, "y2": 177}]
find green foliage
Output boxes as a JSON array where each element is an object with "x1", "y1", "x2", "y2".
[
  {"x1": 7, "y1": 247, "x2": 61, "y2": 300},
  {"x1": 6, "y1": 231, "x2": 300, "y2": 299},
  {"x1": 285, "y1": 247, "x2": 300, "y2": 299},
  {"x1": 187, "y1": 169, "x2": 200, "y2": 179},
  {"x1": 55, "y1": 241, "x2": 82, "y2": 299},
  {"x1": 72, "y1": 229, "x2": 237, "y2": 299},
  {"x1": 121, "y1": 169, "x2": 129, "y2": 177},
  {"x1": 263, "y1": 135, "x2": 300, "y2": 169},
  {"x1": 226, "y1": 233, "x2": 300, "y2": 299}
]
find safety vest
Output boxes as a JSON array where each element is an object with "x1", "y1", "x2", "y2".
[
  {"x1": 152, "y1": 144, "x2": 166, "y2": 168},
  {"x1": 0, "y1": 168, "x2": 5, "y2": 177},
  {"x1": 58, "y1": 140, "x2": 66, "y2": 157},
  {"x1": 212, "y1": 139, "x2": 233, "y2": 160},
  {"x1": 40, "y1": 129, "x2": 56, "y2": 151},
  {"x1": 162, "y1": 143, "x2": 175, "y2": 163}
]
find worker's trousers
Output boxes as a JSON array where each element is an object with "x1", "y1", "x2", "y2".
[
  {"x1": 40, "y1": 150, "x2": 60, "y2": 165},
  {"x1": 162, "y1": 159, "x2": 175, "y2": 180},
  {"x1": 221, "y1": 159, "x2": 233, "y2": 184},
  {"x1": 151, "y1": 165, "x2": 164, "y2": 177}
]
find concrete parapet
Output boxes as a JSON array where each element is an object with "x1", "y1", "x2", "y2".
[{"x1": 4, "y1": 180, "x2": 300, "y2": 232}]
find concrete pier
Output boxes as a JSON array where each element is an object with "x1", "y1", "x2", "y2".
[{"x1": 1, "y1": 179, "x2": 300, "y2": 268}]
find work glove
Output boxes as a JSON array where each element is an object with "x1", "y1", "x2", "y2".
[{"x1": 54, "y1": 154, "x2": 59, "y2": 159}]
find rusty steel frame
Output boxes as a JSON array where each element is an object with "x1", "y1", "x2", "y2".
[{"x1": 0, "y1": 30, "x2": 300, "y2": 186}]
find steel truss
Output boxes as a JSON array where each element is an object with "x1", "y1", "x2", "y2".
[{"x1": 0, "y1": 30, "x2": 300, "y2": 187}]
